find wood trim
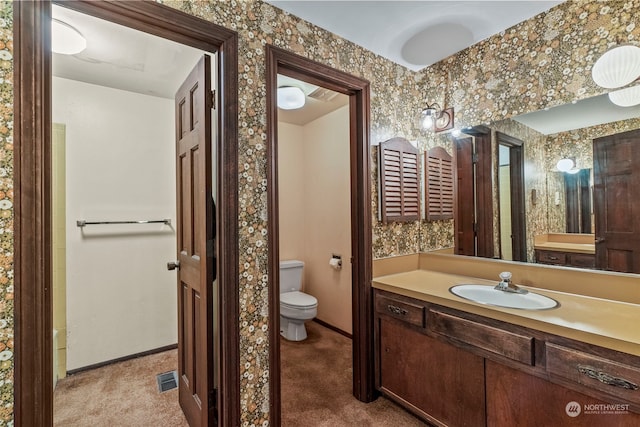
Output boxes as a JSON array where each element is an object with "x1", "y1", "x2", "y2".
[
  {"x1": 14, "y1": 2, "x2": 240, "y2": 425},
  {"x1": 14, "y1": 2, "x2": 53, "y2": 426},
  {"x1": 66, "y1": 344, "x2": 178, "y2": 376},
  {"x1": 266, "y1": 45, "x2": 373, "y2": 426},
  {"x1": 475, "y1": 129, "x2": 494, "y2": 258},
  {"x1": 312, "y1": 319, "x2": 353, "y2": 339}
]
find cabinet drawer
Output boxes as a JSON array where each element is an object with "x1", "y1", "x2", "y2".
[
  {"x1": 429, "y1": 310, "x2": 534, "y2": 365},
  {"x1": 546, "y1": 343, "x2": 640, "y2": 405},
  {"x1": 568, "y1": 253, "x2": 595, "y2": 268},
  {"x1": 375, "y1": 294, "x2": 425, "y2": 328},
  {"x1": 536, "y1": 250, "x2": 567, "y2": 265}
]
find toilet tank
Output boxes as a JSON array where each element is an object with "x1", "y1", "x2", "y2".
[{"x1": 279, "y1": 260, "x2": 304, "y2": 293}]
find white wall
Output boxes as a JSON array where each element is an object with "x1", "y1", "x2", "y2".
[
  {"x1": 53, "y1": 77, "x2": 178, "y2": 370},
  {"x1": 279, "y1": 105, "x2": 352, "y2": 334},
  {"x1": 278, "y1": 123, "x2": 306, "y2": 262}
]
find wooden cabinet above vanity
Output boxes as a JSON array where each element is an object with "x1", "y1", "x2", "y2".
[{"x1": 374, "y1": 289, "x2": 640, "y2": 427}]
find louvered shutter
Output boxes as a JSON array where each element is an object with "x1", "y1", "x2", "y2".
[
  {"x1": 378, "y1": 137, "x2": 420, "y2": 223},
  {"x1": 425, "y1": 146, "x2": 454, "y2": 220}
]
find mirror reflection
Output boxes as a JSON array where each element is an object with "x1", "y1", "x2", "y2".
[{"x1": 447, "y1": 92, "x2": 640, "y2": 274}]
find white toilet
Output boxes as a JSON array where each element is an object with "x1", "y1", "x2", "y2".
[{"x1": 279, "y1": 260, "x2": 318, "y2": 341}]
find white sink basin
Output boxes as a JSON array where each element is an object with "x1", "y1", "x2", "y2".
[{"x1": 449, "y1": 284, "x2": 559, "y2": 310}]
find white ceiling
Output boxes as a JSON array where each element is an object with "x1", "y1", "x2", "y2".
[
  {"x1": 513, "y1": 94, "x2": 640, "y2": 135},
  {"x1": 53, "y1": 5, "x2": 205, "y2": 99},
  {"x1": 266, "y1": 1, "x2": 563, "y2": 71},
  {"x1": 52, "y1": 1, "x2": 639, "y2": 132}
]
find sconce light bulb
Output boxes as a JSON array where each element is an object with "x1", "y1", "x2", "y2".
[
  {"x1": 556, "y1": 158, "x2": 575, "y2": 172},
  {"x1": 421, "y1": 115, "x2": 434, "y2": 129}
]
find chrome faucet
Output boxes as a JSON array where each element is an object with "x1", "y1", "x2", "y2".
[{"x1": 494, "y1": 271, "x2": 528, "y2": 294}]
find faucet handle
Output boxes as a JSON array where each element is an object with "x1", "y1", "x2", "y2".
[{"x1": 499, "y1": 271, "x2": 512, "y2": 282}]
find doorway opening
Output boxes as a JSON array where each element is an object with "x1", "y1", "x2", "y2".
[
  {"x1": 14, "y1": 2, "x2": 239, "y2": 425},
  {"x1": 496, "y1": 132, "x2": 526, "y2": 262},
  {"x1": 265, "y1": 46, "x2": 373, "y2": 425}
]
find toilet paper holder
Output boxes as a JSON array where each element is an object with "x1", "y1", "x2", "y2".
[{"x1": 330, "y1": 254, "x2": 342, "y2": 269}]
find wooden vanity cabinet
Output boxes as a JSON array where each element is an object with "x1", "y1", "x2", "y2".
[
  {"x1": 486, "y1": 361, "x2": 640, "y2": 427},
  {"x1": 535, "y1": 249, "x2": 595, "y2": 269},
  {"x1": 374, "y1": 289, "x2": 640, "y2": 427},
  {"x1": 378, "y1": 316, "x2": 485, "y2": 426}
]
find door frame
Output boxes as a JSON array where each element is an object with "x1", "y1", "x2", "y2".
[
  {"x1": 265, "y1": 46, "x2": 373, "y2": 426},
  {"x1": 13, "y1": 1, "x2": 240, "y2": 425},
  {"x1": 496, "y1": 132, "x2": 526, "y2": 262}
]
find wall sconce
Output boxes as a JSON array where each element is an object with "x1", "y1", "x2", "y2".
[
  {"x1": 52, "y1": 19, "x2": 86, "y2": 55},
  {"x1": 277, "y1": 86, "x2": 306, "y2": 110},
  {"x1": 556, "y1": 158, "x2": 574, "y2": 172},
  {"x1": 417, "y1": 102, "x2": 454, "y2": 133},
  {"x1": 591, "y1": 45, "x2": 640, "y2": 89},
  {"x1": 556, "y1": 158, "x2": 579, "y2": 174}
]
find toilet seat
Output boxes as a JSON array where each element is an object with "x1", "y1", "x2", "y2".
[{"x1": 280, "y1": 291, "x2": 318, "y2": 309}]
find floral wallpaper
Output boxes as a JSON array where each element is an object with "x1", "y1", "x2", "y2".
[
  {"x1": 164, "y1": 1, "x2": 428, "y2": 425},
  {"x1": 0, "y1": 0, "x2": 639, "y2": 426}
]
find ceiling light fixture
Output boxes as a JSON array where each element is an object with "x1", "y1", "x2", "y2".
[
  {"x1": 608, "y1": 84, "x2": 640, "y2": 107},
  {"x1": 556, "y1": 158, "x2": 575, "y2": 172},
  {"x1": 277, "y1": 86, "x2": 306, "y2": 110},
  {"x1": 591, "y1": 45, "x2": 640, "y2": 89},
  {"x1": 417, "y1": 102, "x2": 454, "y2": 133},
  {"x1": 52, "y1": 19, "x2": 87, "y2": 55}
]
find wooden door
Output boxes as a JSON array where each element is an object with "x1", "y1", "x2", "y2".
[
  {"x1": 454, "y1": 136, "x2": 475, "y2": 256},
  {"x1": 175, "y1": 55, "x2": 215, "y2": 426},
  {"x1": 593, "y1": 129, "x2": 640, "y2": 273},
  {"x1": 455, "y1": 127, "x2": 494, "y2": 258}
]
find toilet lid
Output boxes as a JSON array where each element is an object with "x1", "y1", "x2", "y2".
[{"x1": 281, "y1": 291, "x2": 318, "y2": 308}]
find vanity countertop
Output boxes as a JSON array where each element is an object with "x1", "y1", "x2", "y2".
[
  {"x1": 533, "y1": 233, "x2": 595, "y2": 254},
  {"x1": 372, "y1": 269, "x2": 640, "y2": 356},
  {"x1": 533, "y1": 241, "x2": 595, "y2": 254}
]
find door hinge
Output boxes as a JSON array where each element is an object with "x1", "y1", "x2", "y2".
[
  {"x1": 472, "y1": 152, "x2": 478, "y2": 163},
  {"x1": 473, "y1": 222, "x2": 478, "y2": 235},
  {"x1": 210, "y1": 89, "x2": 216, "y2": 110}
]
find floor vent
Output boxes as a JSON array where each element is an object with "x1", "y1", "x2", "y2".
[{"x1": 156, "y1": 370, "x2": 178, "y2": 393}]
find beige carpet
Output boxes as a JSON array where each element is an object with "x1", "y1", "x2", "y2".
[
  {"x1": 54, "y1": 322, "x2": 425, "y2": 426},
  {"x1": 281, "y1": 321, "x2": 427, "y2": 426},
  {"x1": 54, "y1": 349, "x2": 188, "y2": 426}
]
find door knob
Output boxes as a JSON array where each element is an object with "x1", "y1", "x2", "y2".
[{"x1": 167, "y1": 261, "x2": 180, "y2": 270}]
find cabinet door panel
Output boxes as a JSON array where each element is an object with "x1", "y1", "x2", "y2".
[
  {"x1": 379, "y1": 317, "x2": 485, "y2": 427},
  {"x1": 487, "y1": 360, "x2": 640, "y2": 427}
]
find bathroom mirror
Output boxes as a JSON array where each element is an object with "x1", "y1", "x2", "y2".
[{"x1": 439, "y1": 92, "x2": 640, "y2": 273}]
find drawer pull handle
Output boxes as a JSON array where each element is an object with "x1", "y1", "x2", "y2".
[
  {"x1": 577, "y1": 365, "x2": 639, "y2": 391},
  {"x1": 387, "y1": 304, "x2": 408, "y2": 316},
  {"x1": 548, "y1": 256, "x2": 558, "y2": 260}
]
